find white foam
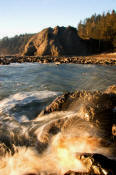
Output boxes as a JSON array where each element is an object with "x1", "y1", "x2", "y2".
[{"x1": 0, "y1": 90, "x2": 59, "y2": 114}]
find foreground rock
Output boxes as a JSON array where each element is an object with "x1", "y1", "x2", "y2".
[
  {"x1": 39, "y1": 85, "x2": 116, "y2": 139},
  {"x1": 0, "y1": 85, "x2": 116, "y2": 174},
  {"x1": 65, "y1": 153, "x2": 116, "y2": 175}
]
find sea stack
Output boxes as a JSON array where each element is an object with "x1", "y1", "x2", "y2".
[{"x1": 23, "y1": 26, "x2": 87, "y2": 56}]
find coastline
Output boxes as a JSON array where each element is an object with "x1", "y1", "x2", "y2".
[
  {"x1": 0, "y1": 53, "x2": 116, "y2": 65},
  {"x1": 0, "y1": 85, "x2": 116, "y2": 174}
]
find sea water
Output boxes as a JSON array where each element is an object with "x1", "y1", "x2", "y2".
[{"x1": 0, "y1": 63, "x2": 116, "y2": 121}]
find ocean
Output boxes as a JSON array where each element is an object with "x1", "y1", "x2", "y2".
[
  {"x1": 0, "y1": 63, "x2": 116, "y2": 121},
  {"x1": 0, "y1": 62, "x2": 116, "y2": 174}
]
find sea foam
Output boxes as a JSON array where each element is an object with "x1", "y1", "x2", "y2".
[{"x1": 0, "y1": 90, "x2": 59, "y2": 119}]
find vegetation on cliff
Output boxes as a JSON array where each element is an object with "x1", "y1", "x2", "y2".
[
  {"x1": 78, "y1": 10, "x2": 116, "y2": 50},
  {"x1": 0, "y1": 34, "x2": 34, "y2": 55}
]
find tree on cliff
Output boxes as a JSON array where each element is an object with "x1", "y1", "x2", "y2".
[
  {"x1": 0, "y1": 34, "x2": 34, "y2": 55},
  {"x1": 78, "y1": 10, "x2": 116, "y2": 50}
]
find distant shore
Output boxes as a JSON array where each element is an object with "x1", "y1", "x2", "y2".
[{"x1": 0, "y1": 53, "x2": 116, "y2": 65}]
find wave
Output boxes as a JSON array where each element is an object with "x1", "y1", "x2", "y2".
[
  {"x1": 0, "y1": 90, "x2": 60, "y2": 121},
  {"x1": 0, "y1": 86, "x2": 116, "y2": 174}
]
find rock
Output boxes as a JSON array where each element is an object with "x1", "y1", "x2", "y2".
[
  {"x1": 105, "y1": 85, "x2": 116, "y2": 94},
  {"x1": 0, "y1": 86, "x2": 116, "y2": 174},
  {"x1": 23, "y1": 26, "x2": 87, "y2": 56},
  {"x1": 65, "y1": 153, "x2": 116, "y2": 175},
  {"x1": 38, "y1": 87, "x2": 116, "y2": 139},
  {"x1": 0, "y1": 55, "x2": 116, "y2": 65}
]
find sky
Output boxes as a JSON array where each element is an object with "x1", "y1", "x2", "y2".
[{"x1": 0, "y1": 0, "x2": 116, "y2": 39}]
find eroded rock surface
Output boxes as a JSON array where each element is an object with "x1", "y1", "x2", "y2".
[
  {"x1": 23, "y1": 26, "x2": 87, "y2": 56},
  {"x1": 38, "y1": 85, "x2": 116, "y2": 139}
]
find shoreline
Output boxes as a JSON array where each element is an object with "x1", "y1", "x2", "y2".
[{"x1": 0, "y1": 53, "x2": 116, "y2": 65}]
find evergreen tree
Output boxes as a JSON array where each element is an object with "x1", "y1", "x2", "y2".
[
  {"x1": 0, "y1": 33, "x2": 34, "y2": 55},
  {"x1": 78, "y1": 10, "x2": 116, "y2": 50}
]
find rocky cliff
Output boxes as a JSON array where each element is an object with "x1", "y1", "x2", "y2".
[{"x1": 23, "y1": 26, "x2": 88, "y2": 56}]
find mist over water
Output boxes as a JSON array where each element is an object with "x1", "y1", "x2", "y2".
[{"x1": 0, "y1": 63, "x2": 116, "y2": 120}]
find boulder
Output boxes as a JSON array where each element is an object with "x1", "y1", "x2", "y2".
[{"x1": 38, "y1": 86, "x2": 116, "y2": 139}]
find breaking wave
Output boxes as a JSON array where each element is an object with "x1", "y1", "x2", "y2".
[
  {"x1": 0, "y1": 85, "x2": 116, "y2": 174},
  {"x1": 0, "y1": 90, "x2": 60, "y2": 121}
]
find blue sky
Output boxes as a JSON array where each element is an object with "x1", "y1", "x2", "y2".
[{"x1": 0, "y1": 0, "x2": 116, "y2": 38}]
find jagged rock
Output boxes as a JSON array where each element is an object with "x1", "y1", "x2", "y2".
[
  {"x1": 0, "y1": 86, "x2": 116, "y2": 174},
  {"x1": 23, "y1": 26, "x2": 87, "y2": 56},
  {"x1": 65, "y1": 153, "x2": 116, "y2": 175},
  {"x1": 38, "y1": 86, "x2": 116, "y2": 139},
  {"x1": 105, "y1": 85, "x2": 116, "y2": 94}
]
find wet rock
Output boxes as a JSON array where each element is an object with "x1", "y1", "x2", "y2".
[
  {"x1": 105, "y1": 85, "x2": 116, "y2": 94},
  {"x1": 0, "y1": 86, "x2": 116, "y2": 174},
  {"x1": 65, "y1": 153, "x2": 116, "y2": 175},
  {"x1": 38, "y1": 86, "x2": 116, "y2": 139}
]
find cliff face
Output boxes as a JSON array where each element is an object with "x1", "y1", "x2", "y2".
[{"x1": 23, "y1": 26, "x2": 88, "y2": 56}]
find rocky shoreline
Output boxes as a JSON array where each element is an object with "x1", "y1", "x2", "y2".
[
  {"x1": 0, "y1": 54, "x2": 116, "y2": 65},
  {"x1": 0, "y1": 85, "x2": 116, "y2": 174},
  {"x1": 38, "y1": 85, "x2": 116, "y2": 139}
]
